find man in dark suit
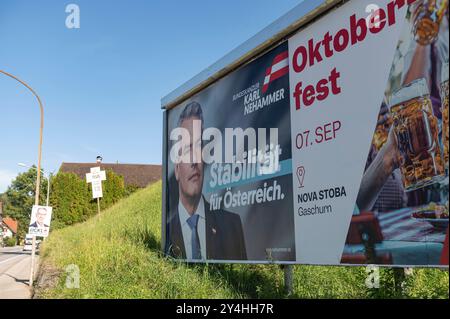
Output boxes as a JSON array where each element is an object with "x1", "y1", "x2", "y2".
[
  {"x1": 29, "y1": 207, "x2": 49, "y2": 228},
  {"x1": 165, "y1": 101, "x2": 247, "y2": 261}
]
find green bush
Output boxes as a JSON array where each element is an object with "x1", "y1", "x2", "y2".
[
  {"x1": 125, "y1": 185, "x2": 140, "y2": 197},
  {"x1": 50, "y1": 173, "x2": 92, "y2": 228},
  {"x1": 49, "y1": 170, "x2": 126, "y2": 230},
  {"x1": 4, "y1": 237, "x2": 17, "y2": 247},
  {"x1": 91, "y1": 170, "x2": 125, "y2": 211}
]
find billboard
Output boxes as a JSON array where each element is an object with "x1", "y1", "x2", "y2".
[{"x1": 162, "y1": 0, "x2": 449, "y2": 267}]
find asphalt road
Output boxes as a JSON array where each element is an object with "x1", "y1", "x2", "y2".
[{"x1": 0, "y1": 246, "x2": 38, "y2": 299}]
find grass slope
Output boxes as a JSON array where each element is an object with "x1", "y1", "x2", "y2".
[{"x1": 37, "y1": 182, "x2": 449, "y2": 299}]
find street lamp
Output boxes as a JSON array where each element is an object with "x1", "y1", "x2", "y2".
[{"x1": 1, "y1": 70, "x2": 44, "y2": 287}]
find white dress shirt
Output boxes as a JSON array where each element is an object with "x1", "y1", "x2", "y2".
[{"x1": 178, "y1": 197, "x2": 206, "y2": 260}]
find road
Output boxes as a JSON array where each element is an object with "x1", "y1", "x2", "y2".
[{"x1": 0, "y1": 246, "x2": 38, "y2": 299}]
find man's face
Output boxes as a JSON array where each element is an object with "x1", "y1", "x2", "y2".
[
  {"x1": 175, "y1": 117, "x2": 204, "y2": 201},
  {"x1": 37, "y1": 209, "x2": 47, "y2": 224}
]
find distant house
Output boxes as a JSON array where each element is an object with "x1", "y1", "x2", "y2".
[
  {"x1": 1, "y1": 217, "x2": 18, "y2": 239},
  {"x1": 59, "y1": 163, "x2": 161, "y2": 188}
]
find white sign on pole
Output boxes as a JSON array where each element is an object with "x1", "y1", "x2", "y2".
[
  {"x1": 86, "y1": 167, "x2": 107, "y2": 199},
  {"x1": 28, "y1": 205, "x2": 53, "y2": 238}
]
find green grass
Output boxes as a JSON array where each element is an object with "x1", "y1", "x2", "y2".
[{"x1": 37, "y1": 181, "x2": 449, "y2": 299}]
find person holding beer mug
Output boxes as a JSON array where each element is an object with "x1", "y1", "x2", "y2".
[
  {"x1": 357, "y1": 118, "x2": 401, "y2": 212},
  {"x1": 364, "y1": 103, "x2": 407, "y2": 212},
  {"x1": 403, "y1": 0, "x2": 448, "y2": 96}
]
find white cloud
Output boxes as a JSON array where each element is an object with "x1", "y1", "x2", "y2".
[{"x1": 0, "y1": 169, "x2": 16, "y2": 193}]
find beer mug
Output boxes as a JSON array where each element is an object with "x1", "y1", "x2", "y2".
[
  {"x1": 373, "y1": 110, "x2": 393, "y2": 151},
  {"x1": 389, "y1": 78, "x2": 446, "y2": 191},
  {"x1": 441, "y1": 62, "x2": 449, "y2": 170},
  {"x1": 413, "y1": 0, "x2": 449, "y2": 45}
]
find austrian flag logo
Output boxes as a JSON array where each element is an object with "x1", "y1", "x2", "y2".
[{"x1": 262, "y1": 51, "x2": 289, "y2": 93}]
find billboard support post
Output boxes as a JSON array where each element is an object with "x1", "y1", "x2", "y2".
[
  {"x1": 86, "y1": 167, "x2": 106, "y2": 219},
  {"x1": 393, "y1": 268, "x2": 406, "y2": 297},
  {"x1": 30, "y1": 236, "x2": 36, "y2": 286},
  {"x1": 161, "y1": 111, "x2": 168, "y2": 254},
  {"x1": 283, "y1": 265, "x2": 293, "y2": 296},
  {"x1": 97, "y1": 197, "x2": 101, "y2": 221}
]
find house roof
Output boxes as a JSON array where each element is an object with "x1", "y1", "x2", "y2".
[
  {"x1": 59, "y1": 163, "x2": 161, "y2": 188},
  {"x1": 2, "y1": 217, "x2": 18, "y2": 234}
]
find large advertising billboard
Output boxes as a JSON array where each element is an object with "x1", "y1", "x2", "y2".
[{"x1": 163, "y1": 0, "x2": 449, "y2": 267}]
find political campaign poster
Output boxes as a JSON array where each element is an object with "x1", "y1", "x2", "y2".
[
  {"x1": 165, "y1": 41, "x2": 294, "y2": 262},
  {"x1": 28, "y1": 205, "x2": 53, "y2": 238}
]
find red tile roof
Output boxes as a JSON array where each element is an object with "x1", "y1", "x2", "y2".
[
  {"x1": 2, "y1": 217, "x2": 18, "y2": 234},
  {"x1": 59, "y1": 163, "x2": 161, "y2": 188}
]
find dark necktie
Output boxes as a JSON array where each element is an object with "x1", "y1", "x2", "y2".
[{"x1": 186, "y1": 214, "x2": 202, "y2": 259}]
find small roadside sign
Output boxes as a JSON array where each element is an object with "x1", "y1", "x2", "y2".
[{"x1": 86, "y1": 167, "x2": 107, "y2": 199}]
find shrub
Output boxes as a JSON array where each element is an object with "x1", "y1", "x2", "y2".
[
  {"x1": 49, "y1": 170, "x2": 126, "y2": 230},
  {"x1": 50, "y1": 173, "x2": 92, "y2": 228},
  {"x1": 4, "y1": 237, "x2": 17, "y2": 247},
  {"x1": 125, "y1": 185, "x2": 140, "y2": 197},
  {"x1": 90, "y1": 170, "x2": 125, "y2": 211}
]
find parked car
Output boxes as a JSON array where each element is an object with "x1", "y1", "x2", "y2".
[{"x1": 23, "y1": 235, "x2": 33, "y2": 251}]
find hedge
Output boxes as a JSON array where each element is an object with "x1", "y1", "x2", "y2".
[{"x1": 49, "y1": 170, "x2": 126, "y2": 229}]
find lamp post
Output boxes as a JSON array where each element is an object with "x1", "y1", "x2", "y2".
[{"x1": 1, "y1": 70, "x2": 44, "y2": 287}]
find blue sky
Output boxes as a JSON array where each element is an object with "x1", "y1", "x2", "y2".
[{"x1": 0, "y1": 0, "x2": 302, "y2": 192}]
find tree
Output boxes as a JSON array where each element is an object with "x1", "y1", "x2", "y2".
[
  {"x1": 4, "y1": 168, "x2": 128, "y2": 235},
  {"x1": 3, "y1": 166, "x2": 48, "y2": 238}
]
